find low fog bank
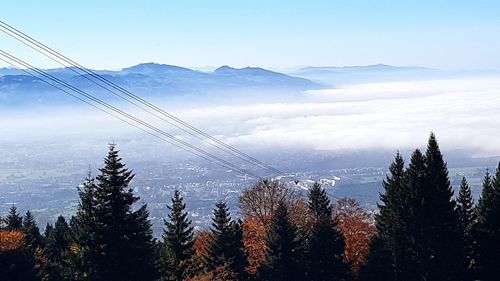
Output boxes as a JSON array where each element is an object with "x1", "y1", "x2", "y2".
[{"x1": 2, "y1": 75, "x2": 500, "y2": 158}]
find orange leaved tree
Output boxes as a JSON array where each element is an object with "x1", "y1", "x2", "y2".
[{"x1": 335, "y1": 198, "x2": 376, "y2": 275}]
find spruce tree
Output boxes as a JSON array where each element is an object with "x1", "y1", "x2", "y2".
[
  {"x1": 204, "y1": 201, "x2": 247, "y2": 278},
  {"x1": 73, "y1": 144, "x2": 157, "y2": 281},
  {"x1": 361, "y1": 152, "x2": 409, "y2": 281},
  {"x1": 475, "y1": 163, "x2": 500, "y2": 280},
  {"x1": 394, "y1": 149, "x2": 427, "y2": 281},
  {"x1": 260, "y1": 201, "x2": 303, "y2": 281},
  {"x1": 228, "y1": 219, "x2": 247, "y2": 278},
  {"x1": 476, "y1": 169, "x2": 494, "y2": 220},
  {"x1": 455, "y1": 176, "x2": 476, "y2": 276},
  {"x1": 422, "y1": 133, "x2": 465, "y2": 281},
  {"x1": 23, "y1": 211, "x2": 43, "y2": 249},
  {"x1": 44, "y1": 216, "x2": 73, "y2": 281},
  {"x1": 161, "y1": 190, "x2": 195, "y2": 281},
  {"x1": 71, "y1": 173, "x2": 98, "y2": 278},
  {"x1": 308, "y1": 183, "x2": 348, "y2": 281},
  {"x1": 456, "y1": 177, "x2": 476, "y2": 232},
  {"x1": 5, "y1": 205, "x2": 23, "y2": 231}
]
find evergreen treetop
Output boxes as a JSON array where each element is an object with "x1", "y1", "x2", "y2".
[
  {"x1": 162, "y1": 190, "x2": 195, "y2": 281},
  {"x1": 456, "y1": 177, "x2": 476, "y2": 233},
  {"x1": 308, "y1": 182, "x2": 332, "y2": 222},
  {"x1": 23, "y1": 211, "x2": 43, "y2": 248},
  {"x1": 308, "y1": 183, "x2": 349, "y2": 281},
  {"x1": 204, "y1": 201, "x2": 247, "y2": 278},
  {"x1": 73, "y1": 144, "x2": 157, "y2": 281},
  {"x1": 475, "y1": 163, "x2": 500, "y2": 280},
  {"x1": 361, "y1": 152, "x2": 407, "y2": 281},
  {"x1": 421, "y1": 134, "x2": 465, "y2": 281},
  {"x1": 5, "y1": 205, "x2": 23, "y2": 231},
  {"x1": 260, "y1": 201, "x2": 303, "y2": 281}
]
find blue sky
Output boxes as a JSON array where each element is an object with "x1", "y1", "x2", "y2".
[{"x1": 1, "y1": 0, "x2": 500, "y2": 70}]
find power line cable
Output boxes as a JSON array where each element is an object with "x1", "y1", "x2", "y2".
[
  {"x1": 0, "y1": 56, "x2": 240, "y2": 170},
  {"x1": 0, "y1": 50, "x2": 260, "y2": 178},
  {"x1": 0, "y1": 20, "x2": 285, "y2": 176}
]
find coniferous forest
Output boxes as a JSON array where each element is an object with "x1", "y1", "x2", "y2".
[{"x1": 1, "y1": 133, "x2": 500, "y2": 281}]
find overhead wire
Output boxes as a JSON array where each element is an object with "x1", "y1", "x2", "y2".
[
  {"x1": 0, "y1": 50, "x2": 260, "y2": 178},
  {"x1": 0, "y1": 20, "x2": 285, "y2": 176},
  {"x1": 0, "y1": 56, "x2": 240, "y2": 169}
]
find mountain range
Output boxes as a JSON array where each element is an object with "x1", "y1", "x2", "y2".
[
  {"x1": 289, "y1": 63, "x2": 437, "y2": 85},
  {"x1": 293, "y1": 63, "x2": 431, "y2": 75},
  {"x1": 0, "y1": 63, "x2": 320, "y2": 106}
]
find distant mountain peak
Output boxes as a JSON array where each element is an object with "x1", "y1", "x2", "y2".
[
  {"x1": 121, "y1": 62, "x2": 194, "y2": 74},
  {"x1": 213, "y1": 65, "x2": 282, "y2": 76},
  {"x1": 213, "y1": 65, "x2": 235, "y2": 73}
]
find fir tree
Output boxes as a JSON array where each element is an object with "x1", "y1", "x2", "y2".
[
  {"x1": 367, "y1": 136, "x2": 466, "y2": 281},
  {"x1": 5, "y1": 205, "x2": 23, "y2": 231},
  {"x1": 456, "y1": 177, "x2": 476, "y2": 232},
  {"x1": 421, "y1": 133, "x2": 465, "y2": 281},
  {"x1": 71, "y1": 173, "x2": 98, "y2": 279},
  {"x1": 161, "y1": 190, "x2": 195, "y2": 281},
  {"x1": 475, "y1": 163, "x2": 500, "y2": 280},
  {"x1": 22, "y1": 211, "x2": 43, "y2": 249},
  {"x1": 44, "y1": 216, "x2": 73, "y2": 281},
  {"x1": 260, "y1": 201, "x2": 303, "y2": 281},
  {"x1": 307, "y1": 183, "x2": 349, "y2": 281},
  {"x1": 400, "y1": 149, "x2": 428, "y2": 281},
  {"x1": 476, "y1": 169, "x2": 494, "y2": 220},
  {"x1": 228, "y1": 219, "x2": 247, "y2": 278},
  {"x1": 455, "y1": 176, "x2": 476, "y2": 276},
  {"x1": 204, "y1": 201, "x2": 247, "y2": 279},
  {"x1": 73, "y1": 144, "x2": 157, "y2": 281},
  {"x1": 361, "y1": 152, "x2": 409, "y2": 281}
]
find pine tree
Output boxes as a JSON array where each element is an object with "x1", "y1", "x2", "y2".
[
  {"x1": 456, "y1": 177, "x2": 476, "y2": 232},
  {"x1": 369, "y1": 135, "x2": 466, "y2": 281},
  {"x1": 5, "y1": 205, "x2": 23, "y2": 231},
  {"x1": 73, "y1": 144, "x2": 157, "y2": 281},
  {"x1": 44, "y1": 216, "x2": 73, "y2": 281},
  {"x1": 475, "y1": 163, "x2": 500, "y2": 280},
  {"x1": 260, "y1": 201, "x2": 303, "y2": 281},
  {"x1": 455, "y1": 177, "x2": 476, "y2": 276},
  {"x1": 22, "y1": 211, "x2": 43, "y2": 249},
  {"x1": 204, "y1": 201, "x2": 247, "y2": 279},
  {"x1": 71, "y1": 173, "x2": 98, "y2": 279},
  {"x1": 228, "y1": 219, "x2": 247, "y2": 279},
  {"x1": 361, "y1": 152, "x2": 409, "y2": 281},
  {"x1": 161, "y1": 190, "x2": 195, "y2": 281},
  {"x1": 421, "y1": 133, "x2": 465, "y2": 281},
  {"x1": 308, "y1": 183, "x2": 349, "y2": 281},
  {"x1": 476, "y1": 169, "x2": 494, "y2": 221}
]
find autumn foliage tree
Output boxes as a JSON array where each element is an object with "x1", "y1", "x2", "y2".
[
  {"x1": 0, "y1": 230, "x2": 40, "y2": 281},
  {"x1": 239, "y1": 179, "x2": 299, "y2": 225},
  {"x1": 239, "y1": 179, "x2": 311, "y2": 274},
  {"x1": 335, "y1": 197, "x2": 376, "y2": 275}
]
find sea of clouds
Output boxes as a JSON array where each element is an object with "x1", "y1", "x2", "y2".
[
  {"x1": 2, "y1": 75, "x2": 500, "y2": 157},
  {"x1": 177, "y1": 76, "x2": 500, "y2": 156}
]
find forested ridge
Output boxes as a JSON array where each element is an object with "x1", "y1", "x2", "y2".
[{"x1": 1, "y1": 133, "x2": 499, "y2": 281}]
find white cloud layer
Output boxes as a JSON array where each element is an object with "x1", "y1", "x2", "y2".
[
  {"x1": 2, "y1": 76, "x2": 500, "y2": 156},
  {"x1": 176, "y1": 76, "x2": 500, "y2": 155}
]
